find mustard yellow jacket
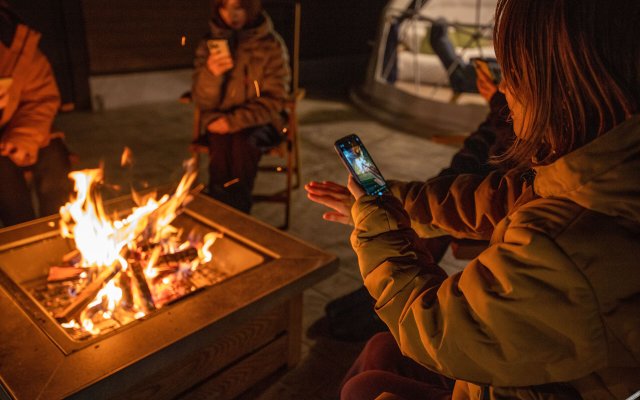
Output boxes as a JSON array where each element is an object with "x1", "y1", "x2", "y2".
[
  {"x1": 0, "y1": 23, "x2": 60, "y2": 166},
  {"x1": 192, "y1": 12, "x2": 290, "y2": 134},
  {"x1": 351, "y1": 116, "x2": 640, "y2": 399}
]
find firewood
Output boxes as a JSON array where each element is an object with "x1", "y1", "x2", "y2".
[
  {"x1": 47, "y1": 266, "x2": 86, "y2": 282},
  {"x1": 130, "y1": 261, "x2": 156, "y2": 312},
  {"x1": 157, "y1": 248, "x2": 198, "y2": 266},
  {"x1": 54, "y1": 262, "x2": 121, "y2": 323}
]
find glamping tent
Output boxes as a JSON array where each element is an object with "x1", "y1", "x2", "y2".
[{"x1": 351, "y1": 0, "x2": 498, "y2": 136}]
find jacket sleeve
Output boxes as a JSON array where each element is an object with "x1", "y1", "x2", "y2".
[
  {"x1": 351, "y1": 195, "x2": 607, "y2": 386},
  {"x1": 224, "y1": 37, "x2": 290, "y2": 132},
  {"x1": 439, "y1": 92, "x2": 513, "y2": 177},
  {"x1": 388, "y1": 169, "x2": 531, "y2": 241},
  {"x1": 3, "y1": 47, "x2": 60, "y2": 164},
  {"x1": 192, "y1": 39, "x2": 225, "y2": 117}
]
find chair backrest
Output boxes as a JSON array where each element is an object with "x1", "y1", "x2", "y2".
[{"x1": 262, "y1": 0, "x2": 301, "y2": 95}]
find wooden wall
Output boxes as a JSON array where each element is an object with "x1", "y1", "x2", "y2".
[
  {"x1": 8, "y1": 0, "x2": 91, "y2": 109},
  {"x1": 82, "y1": 0, "x2": 211, "y2": 74},
  {"x1": 81, "y1": 0, "x2": 387, "y2": 74}
]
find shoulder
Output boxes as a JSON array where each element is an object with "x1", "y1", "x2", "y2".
[{"x1": 504, "y1": 197, "x2": 585, "y2": 239}]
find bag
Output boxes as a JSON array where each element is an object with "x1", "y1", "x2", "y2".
[
  {"x1": 324, "y1": 286, "x2": 388, "y2": 342},
  {"x1": 247, "y1": 124, "x2": 285, "y2": 153}
]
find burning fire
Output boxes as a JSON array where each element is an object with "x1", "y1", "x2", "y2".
[{"x1": 50, "y1": 158, "x2": 223, "y2": 339}]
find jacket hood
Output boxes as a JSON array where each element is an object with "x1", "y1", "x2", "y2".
[
  {"x1": 208, "y1": 11, "x2": 272, "y2": 42},
  {"x1": 534, "y1": 115, "x2": 640, "y2": 222}
]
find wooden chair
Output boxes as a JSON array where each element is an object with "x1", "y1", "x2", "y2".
[{"x1": 181, "y1": 88, "x2": 302, "y2": 230}]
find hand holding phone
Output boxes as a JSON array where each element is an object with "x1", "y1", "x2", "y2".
[
  {"x1": 207, "y1": 39, "x2": 230, "y2": 57},
  {"x1": 206, "y1": 40, "x2": 233, "y2": 76},
  {"x1": 472, "y1": 59, "x2": 501, "y2": 102},
  {"x1": 334, "y1": 134, "x2": 389, "y2": 196}
]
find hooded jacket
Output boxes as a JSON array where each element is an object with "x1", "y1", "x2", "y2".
[
  {"x1": 192, "y1": 12, "x2": 290, "y2": 134},
  {"x1": 350, "y1": 115, "x2": 640, "y2": 399},
  {"x1": 0, "y1": 11, "x2": 60, "y2": 166}
]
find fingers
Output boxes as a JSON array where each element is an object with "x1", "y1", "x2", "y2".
[
  {"x1": 322, "y1": 211, "x2": 351, "y2": 225},
  {"x1": 305, "y1": 184, "x2": 351, "y2": 200},
  {"x1": 347, "y1": 175, "x2": 365, "y2": 199},
  {"x1": 306, "y1": 192, "x2": 349, "y2": 213},
  {"x1": 305, "y1": 181, "x2": 350, "y2": 195},
  {"x1": 0, "y1": 141, "x2": 16, "y2": 156}
]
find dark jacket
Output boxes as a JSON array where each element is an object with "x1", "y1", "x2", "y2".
[{"x1": 192, "y1": 12, "x2": 290, "y2": 134}]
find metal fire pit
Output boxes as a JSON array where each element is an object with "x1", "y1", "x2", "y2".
[{"x1": 0, "y1": 194, "x2": 338, "y2": 399}]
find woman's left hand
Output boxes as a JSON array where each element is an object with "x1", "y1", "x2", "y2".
[
  {"x1": 207, "y1": 117, "x2": 231, "y2": 134},
  {"x1": 347, "y1": 175, "x2": 366, "y2": 200}
]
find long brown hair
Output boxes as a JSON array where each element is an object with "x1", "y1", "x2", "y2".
[
  {"x1": 214, "y1": 0, "x2": 262, "y2": 26},
  {"x1": 494, "y1": 0, "x2": 640, "y2": 166}
]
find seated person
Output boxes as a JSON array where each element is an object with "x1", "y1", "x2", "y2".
[
  {"x1": 306, "y1": 61, "x2": 514, "y2": 343},
  {"x1": 192, "y1": 0, "x2": 291, "y2": 213},
  {"x1": 0, "y1": 2, "x2": 71, "y2": 226},
  {"x1": 311, "y1": 0, "x2": 640, "y2": 398},
  {"x1": 429, "y1": 17, "x2": 497, "y2": 95}
]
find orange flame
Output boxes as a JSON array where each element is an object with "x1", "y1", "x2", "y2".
[{"x1": 58, "y1": 158, "x2": 200, "y2": 335}]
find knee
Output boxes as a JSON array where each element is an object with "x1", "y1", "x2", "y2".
[
  {"x1": 340, "y1": 371, "x2": 401, "y2": 400},
  {"x1": 364, "y1": 332, "x2": 403, "y2": 361}
]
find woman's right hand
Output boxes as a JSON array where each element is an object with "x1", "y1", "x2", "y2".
[
  {"x1": 207, "y1": 51, "x2": 234, "y2": 76},
  {"x1": 305, "y1": 180, "x2": 355, "y2": 225},
  {"x1": 476, "y1": 67, "x2": 498, "y2": 103}
]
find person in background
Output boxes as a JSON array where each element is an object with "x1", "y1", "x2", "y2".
[
  {"x1": 0, "y1": 1, "x2": 71, "y2": 226},
  {"x1": 192, "y1": 0, "x2": 290, "y2": 213},
  {"x1": 309, "y1": 0, "x2": 640, "y2": 398}
]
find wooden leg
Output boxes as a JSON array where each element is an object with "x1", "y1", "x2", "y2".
[{"x1": 286, "y1": 293, "x2": 303, "y2": 368}]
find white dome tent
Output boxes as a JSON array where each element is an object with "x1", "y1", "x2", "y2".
[{"x1": 351, "y1": 0, "x2": 499, "y2": 136}]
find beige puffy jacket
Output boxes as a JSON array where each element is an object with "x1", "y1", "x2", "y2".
[
  {"x1": 351, "y1": 116, "x2": 640, "y2": 399},
  {"x1": 192, "y1": 12, "x2": 290, "y2": 134}
]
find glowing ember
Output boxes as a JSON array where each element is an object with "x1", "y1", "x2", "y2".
[{"x1": 46, "y1": 158, "x2": 225, "y2": 339}]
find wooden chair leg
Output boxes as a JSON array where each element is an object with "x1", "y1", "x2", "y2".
[
  {"x1": 283, "y1": 138, "x2": 293, "y2": 230},
  {"x1": 291, "y1": 116, "x2": 301, "y2": 190}
]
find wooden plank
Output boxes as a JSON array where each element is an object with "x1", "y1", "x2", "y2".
[
  {"x1": 121, "y1": 304, "x2": 288, "y2": 400},
  {"x1": 179, "y1": 335, "x2": 289, "y2": 400},
  {"x1": 287, "y1": 293, "x2": 303, "y2": 368}
]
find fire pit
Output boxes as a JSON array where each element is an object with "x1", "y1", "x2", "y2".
[{"x1": 0, "y1": 180, "x2": 337, "y2": 399}]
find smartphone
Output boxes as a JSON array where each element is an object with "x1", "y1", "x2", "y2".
[
  {"x1": 334, "y1": 134, "x2": 389, "y2": 196},
  {"x1": 207, "y1": 39, "x2": 230, "y2": 57},
  {"x1": 472, "y1": 58, "x2": 502, "y2": 84}
]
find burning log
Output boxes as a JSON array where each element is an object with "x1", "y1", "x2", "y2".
[
  {"x1": 47, "y1": 266, "x2": 85, "y2": 282},
  {"x1": 130, "y1": 261, "x2": 156, "y2": 312},
  {"x1": 54, "y1": 262, "x2": 121, "y2": 323},
  {"x1": 157, "y1": 248, "x2": 198, "y2": 266},
  {"x1": 62, "y1": 249, "x2": 81, "y2": 265}
]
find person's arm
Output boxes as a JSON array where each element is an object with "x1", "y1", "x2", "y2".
[
  {"x1": 439, "y1": 92, "x2": 512, "y2": 177},
  {"x1": 388, "y1": 168, "x2": 532, "y2": 240},
  {"x1": 192, "y1": 39, "x2": 225, "y2": 115},
  {"x1": 351, "y1": 194, "x2": 606, "y2": 386},
  {"x1": 2, "y1": 47, "x2": 60, "y2": 166},
  {"x1": 223, "y1": 37, "x2": 290, "y2": 132}
]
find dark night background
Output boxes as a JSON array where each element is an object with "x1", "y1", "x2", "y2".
[{"x1": 7, "y1": 0, "x2": 388, "y2": 109}]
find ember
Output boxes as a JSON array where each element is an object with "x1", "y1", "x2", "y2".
[{"x1": 32, "y1": 159, "x2": 227, "y2": 340}]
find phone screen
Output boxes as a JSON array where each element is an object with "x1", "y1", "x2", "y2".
[{"x1": 335, "y1": 134, "x2": 388, "y2": 196}]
